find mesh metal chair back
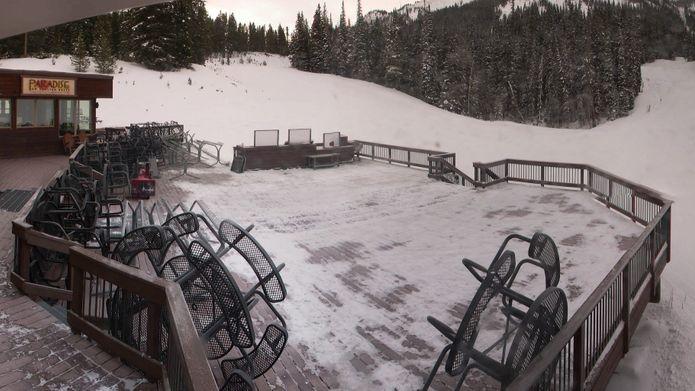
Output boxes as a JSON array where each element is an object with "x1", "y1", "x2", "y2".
[
  {"x1": 446, "y1": 251, "x2": 516, "y2": 375},
  {"x1": 527, "y1": 232, "x2": 561, "y2": 288},
  {"x1": 187, "y1": 240, "x2": 255, "y2": 357},
  {"x1": 220, "y1": 323, "x2": 288, "y2": 387},
  {"x1": 108, "y1": 288, "x2": 149, "y2": 353},
  {"x1": 219, "y1": 219, "x2": 286, "y2": 303},
  {"x1": 164, "y1": 212, "x2": 199, "y2": 237},
  {"x1": 147, "y1": 212, "x2": 201, "y2": 269},
  {"x1": 111, "y1": 226, "x2": 167, "y2": 266},
  {"x1": 504, "y1": 287, "x2": 567, "y2": 387}
]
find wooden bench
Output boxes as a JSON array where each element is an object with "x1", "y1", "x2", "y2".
[{"x1": 306, "y1": 153, "x2": 339, "y2": 169}]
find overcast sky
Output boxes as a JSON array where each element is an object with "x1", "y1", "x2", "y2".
[{"x1": 205, "y1": 0, "x2": 407, "y2": 31}]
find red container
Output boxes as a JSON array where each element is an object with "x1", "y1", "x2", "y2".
[{"x1": 131, "y1": 167, "x2": 156, "y2": 199}]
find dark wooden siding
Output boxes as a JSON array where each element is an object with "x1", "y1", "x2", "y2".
[
  {"x1": 0, "y1": 73, "x2": 21, "y2": 96},
  {"x1": 236, "y1": 144, "x2": 356, "y2": 170},
  {"x1": 0, "y1": 128, "x2": 63, "y2": 158},
  {"x1": 76, "y1": 78, "x2": 113, "y2": 99}
]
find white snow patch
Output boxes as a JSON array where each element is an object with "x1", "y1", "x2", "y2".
[{"x1": 1, "y1": 53, "x2": 694, "y2": 389}]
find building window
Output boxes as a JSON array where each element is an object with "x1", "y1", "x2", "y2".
[
  {"x1": 16, "y1": 99, "x2": 54, "y2": 128},
  {"x1": 0, "y1": 99, "x2": 10, "y2": 128},
  {"x1": 59, "y1": 100, "x2": 92, "y2": 134}
]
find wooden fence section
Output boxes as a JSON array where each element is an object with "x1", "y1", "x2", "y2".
[
  {"x1": 68, "y1": 246, "x2": 217, "y2": 390},
  {"x1": 11, "y1": 220, "x2": 217, "y2": 390},
  {"x1": 355, "y1": 140, "x2": 455, "y2": 169},
  {"x1": 462, "y1": 158, "x2": 672, "y2": 391},
  {"x1": 472, "y1": 159, "x2": 666, "y2": 225},
  {"x1": 68, "y1": 143, "x2": 104, "y2": 180}
]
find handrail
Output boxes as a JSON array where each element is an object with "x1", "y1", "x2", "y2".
[
  {"x1": 427, "y1": 156, "x2": 483, "y2": 187},
  {"x1": 68, "y1": 246, "x2": 218, "y2": 390},
  {"x1": 68, "y1": 143, "x2": 104, "y2": 180},
  {"x1": 354, "y1": 140, "x2": 449, "y2": 156},
  {"x1": 355, "y1": 140, "x2": 455, "y2": 169}
]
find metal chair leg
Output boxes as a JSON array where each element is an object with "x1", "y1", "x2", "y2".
[{"x1": 422, "y1": 344, "x2": 451, "y2": 391}]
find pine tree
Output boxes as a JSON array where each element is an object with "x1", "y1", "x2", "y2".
[
  {"x1": 383, "y1": 13, "x2": 405, "y2": 86},
  {"x1": 130, "y1": 3, "x2": 178, "y2": 71},
  {"x1": 335, "y1": 1, "x2": 352, "y2": 76},
  {"x1": 93, "y1": 17, "x2": 116, "y2": 74},
  {"x1": 352, "y1": 0, "x2": 371, "y2": 78},
  {"x1": 277, "y1": 24, "x2": 289, "y2": 55},
  {"x1": 290, "y1": 13, "x2": 311, "y2": 71},
  {"x1": 212, "y1": 12, "x2": 228, "y2": 57},
  {"x1": 70, "y1": 31, "x2": 90, "y2": 72},
  {"x1": 310, "y1": 4, "x2": 326, "y2": 72},
  {"x1": 226, "y1": 14, "x2": 238, "y2": 55},
  {"x1": 172, "y1": 0, "x2": 194, "y2": 68},
  {"x1": 419, "y1": 10, "x2": 439, "y2": 104}
]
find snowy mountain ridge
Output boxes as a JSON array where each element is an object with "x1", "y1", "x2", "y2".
[
  {"x1": 365, "y1": 0, "x2": 468, "y2": 22},
  {"x1": 365, "y1": 0, "x2": 693, "y2": 21}
]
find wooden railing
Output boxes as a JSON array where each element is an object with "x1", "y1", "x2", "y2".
[
  {"x1": 11, "y1": 222, "x2": 217, "y2": 390},
  {"x1": 68, "y1": 143, "x2": 104, "y2": 180},
  {"x1": 428, "y1": 156, "x2": 481, "y2": 187},
  {"x1": 355, "y1": 140, "x2": 455, "y2": 169},
  {"x1": 68, "y1": 247, "x2": 217, "y2": 390},
  {"x1": 10, "y1": 166, "x2": 217, "y2": 390},
  {"x1": 464, "y1": 159, "x2": 672, "y2": 391},
  {"x1": 473, "y1": 159, "x2": 665, "y2": 225}
]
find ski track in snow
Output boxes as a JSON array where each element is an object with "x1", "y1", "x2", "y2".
[{"x1": 1, "y1": 54, "x2": 694, "y2": 389}]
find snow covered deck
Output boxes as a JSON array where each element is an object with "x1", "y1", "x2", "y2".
[{"x1": 156, "y1": 160, "x2": 643, "y2": 390}]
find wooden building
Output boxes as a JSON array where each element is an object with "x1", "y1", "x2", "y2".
[{"x1": 0, "y1": 69, "x2": 112, "y2": 158}]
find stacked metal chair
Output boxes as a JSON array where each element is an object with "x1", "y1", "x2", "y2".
[
  {"x1": 423, "y1": 251, "x2": 516, "y2": 390},
  {"x1": 108, "y1": 207, "x2": 288, "y2": 391},
  {"x1": 424, "y1": 232, "x2": 566, "y2": 390}
]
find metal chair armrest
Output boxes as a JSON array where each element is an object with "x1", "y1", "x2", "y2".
[
  {"x1": 462, "y1": 258, "x2": 488, "y2": 283},
  {"x1": 500, "y1": 286, "x2": 534, "y2": 307},
  {"x1": 427, "y1": 316, "x2": 456, "y2": 341},
  {"x1": 466, "y1": 348, "x2": 511, "y2": 383}
]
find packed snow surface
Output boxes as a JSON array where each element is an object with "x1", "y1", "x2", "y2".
[
  {"x1": 1, "y1": 54, "x2": 694, "y2": 389},
  {"x1": 167, "y1": 161, "x2": 640, "y2": 389}
]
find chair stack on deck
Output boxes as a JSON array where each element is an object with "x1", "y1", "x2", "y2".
[
  {"x1": 21, "y1": 122, "x2": 284, "y2": 389},
  {"x1": 108, "y1": 203, "x2": 288, "y2": 391},
  {"x1": 423, "y1": 232, "x2": 567, "y2": 390},
  {"x1": 24, "y1": 166, "x2": 124, "y2": 289}
]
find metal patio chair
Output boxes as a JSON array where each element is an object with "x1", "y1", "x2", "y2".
[
  {"x1": 218, "y1": 219, "x2": 287, "y2": 303},
  {"x1": 423, "y1": 251, "x2": 516, "y2": 390},
  {"x1": 159, "y1": 241, "x2": 287, "y2": 388},
  {"x1": 462, "y1": 232, "x2": 561, "y2": 357},
  {"x1": 461, "y1": 287, "x2": 568, "y2": 390},
  {"x1": 111, "y1": 225, "x2": 168, "y2": 267}
]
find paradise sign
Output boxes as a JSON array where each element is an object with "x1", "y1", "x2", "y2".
[{"x1": 21, "y1": 76, "x2": 75, "y2": 96}]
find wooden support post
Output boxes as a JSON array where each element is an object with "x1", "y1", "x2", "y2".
[
  {"x1": 621, "y1": 269, "x2": 630, "y2": 354},
  {"x1": 18, "y1": 239, "x2": 30, "y2": 282},
  {"x1": 541, "y1": 165, "x2": 545, "y2": 187},
  {"x1": 573, "y1": 325, "x2": 585, "y2": 390},
  {"x1": 631, "y1": 193, "x2": 637, "y2": 222},
  {"x1": 388, "y1": 147, "x2": 392, "y2": 164},
  {"x1": 608, "y1": 179, "x2": 613, "y2": 208},
  {"x1": 146, "y1": 303, "x2": 162, "y2": 359},
  {"x1": 69, "y1": 262, "x2": 85, "y2": 335},
  {"x1": 407, "y1": 150, "x2": 411, "y2": 167}
]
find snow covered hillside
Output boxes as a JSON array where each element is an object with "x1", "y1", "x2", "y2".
[{"x1": 1, "y1": 53, "x2": 694, "y2": 389}]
